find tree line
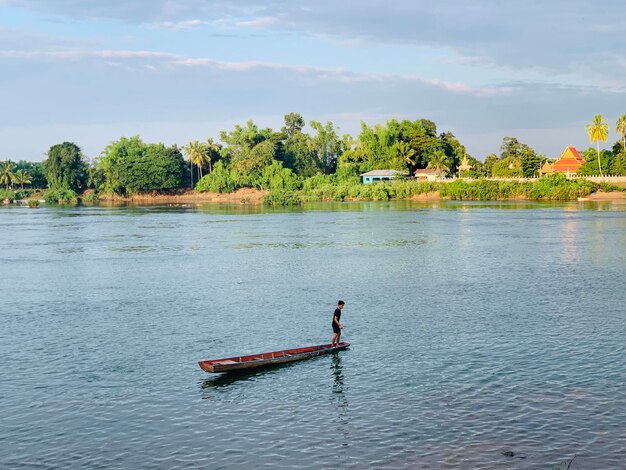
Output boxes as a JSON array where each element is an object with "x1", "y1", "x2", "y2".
[{"x1": 1, "y1": 112, "x2": 625, "y2": 202}]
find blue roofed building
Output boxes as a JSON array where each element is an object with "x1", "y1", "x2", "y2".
[{"x1": 360, "y1": 170, "x2": 406, "y2": 184}]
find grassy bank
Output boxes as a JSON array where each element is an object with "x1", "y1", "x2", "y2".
[
  {"x1": 263, "y1": 174, "x2": 624, "y2": 206},
  {"x1": 2, "y1": 174, "x2": 623, "y2": 207}
]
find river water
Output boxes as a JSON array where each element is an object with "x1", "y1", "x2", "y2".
[{"x1": 1, "y1": 200, "x2": 625, "y2": 469}]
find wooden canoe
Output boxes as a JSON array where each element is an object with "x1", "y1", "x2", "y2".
[{"x1": 198, "y1": 342, "x2": 350, "y2": 373}]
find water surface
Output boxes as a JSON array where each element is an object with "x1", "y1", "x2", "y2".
[{"x1": 1, "y1": 201, "x2": 625, "y2": 468}]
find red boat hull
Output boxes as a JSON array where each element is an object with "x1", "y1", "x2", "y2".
[{"x1": 198, "y1": 342, "x2": 350, "y2": 373}]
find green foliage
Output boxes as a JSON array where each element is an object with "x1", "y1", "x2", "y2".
[
  {"x1": 12, "y1": 169, "x2": 32, "y2": 189},
  {"x1": 530, "y1": 173, "x2": 595, "y2": 199},
  {"x1": 258, "y1": 161, "x2": 301, "y2": 191},
  {"x1": 596, "y1": 181, "x2": 623, "y2": 192},
  {"x1": 482, "y1": 154, "x2": 498, "y2": 176},
  {"x1": 441, "y1": 179, "x2": 510, "y2": 200},
  {"x1": 611, "y1": 151, "x2": 626, "y2": 176},
  {"x1": 309, "y1": 120, "x2": 344, "y2": 174},
  {"x1": 577, "y1": 149, "x2": 614, "y2": 176},
  {"x1": 45, "y1": 188, "x2": 78, "y2": 204},
  {"x1": 492, "y1": 156, "x2": 523, "y2": 177},
  {"x1": 426, "y1": 149, "x2": 452, "y2": 172},
  {"x1": 233, "y1": 139, "x2": 277, "y2": 183},
  {"x1": 195, "y1": 161, "x2": 238, "y2": 193},
  {"x1": 0, "y1": 188, "x2": 14, "y2": 202},
  {"x1": 439, "y1": 174, "x2": 599, "y2": 201},
  {"x1": 220, "y1": 120, "x2": 274, "y2": 151},
  {"x1": 81, "y1": 192, "x2": 100, "y2": 204},
  {"x1": 521, "y1": 150, "x2": 544, "y2": 177},
  {"x1": 290, "y1": 177, "x2": 442, "y2": 203},
  {"x1": 302, "y1": 173, "x2": 338, "y2": 192},
  {"x1": 87, "y1": 164, "x2": 106, "y2": 192},
  {"x1": 27, "y1": 199, "x2": 40, "y2": 208},
  {"x1": 0, "y1": 160, "x2": 16, "y2": 190},
  {"x1": 99, "y1": 136, "x2": 185, "y2": 195},
  {"x1": 263, "y1": 190, "x2": 304, "y2": 206},
  {"x1": 45, "y1": 142, "x2": 88, "y2": 191},
  {"x1": 16, "y1": 161, "x2": 46, "y2": 188},
  {"x1": 13, "y1": 189, "x2": 31, "y2": 200}
]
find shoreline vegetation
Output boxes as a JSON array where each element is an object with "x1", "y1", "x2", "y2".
[
  {"x1": 2, "y1": 113, "x2": 626, "y2": 207},
  {"x1": 4, "y1": 176, "x2": 625, "y2": 207}
]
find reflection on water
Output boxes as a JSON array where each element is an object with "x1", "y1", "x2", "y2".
[
  {"x1": 330, "y1": 353, "x2": 350, "y2": 444},
  {"x1": 200, "y1": 361, "x2": 299, "y2": 394},
  {"x1": 561, "y1": 216, "x2": 579, "y2": 265},
  {"x1": 331, "y1": 353, "x2": 345, "y2": 395}
]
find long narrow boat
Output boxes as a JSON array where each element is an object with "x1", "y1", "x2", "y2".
[{"x1": 198, "y1": 341, "x2": 350, "y2": 373}]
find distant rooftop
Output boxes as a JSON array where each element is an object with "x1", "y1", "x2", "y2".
[{"x1": 360, "y1": 169, "x2": 404, "y2": 177}]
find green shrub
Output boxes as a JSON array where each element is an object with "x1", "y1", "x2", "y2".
[
  {"x1": 27, "y1": 199, "x2": 40, "y2": 208},
  {"x1": 196, "y1": 161, "x2": 238, "y2": 193},
  {"x1": 302, "y1": 173, "x2": 337, "y2": 191},
  {"x1": 529, "y1": 174, "x2": 595, "y2": 200},
  {"x1": 13, "y1": 189, "x2": 31, "y2": 200},
  {"x1": 0, "y1": 188, "x2": 14, "y2": 202},
  {"x1": 258, "y1": 161, "x2": 302, "y2": 191},
  {"x1": 370, "y1": 183, "x2": 391, "y2": 200},
  {"x1": 45, "y1": 188, "x2": 78, "y2": 204},
  {"x1": 596, "y1": 182, "x2": 623, "y2": 192},
  {"x1": 81, "y1": 192, "x2": 100, "y2": 204},
  {"x1": 263, "y1": 190, "x2": 304, "y2": 206},
  {"x1": 440, "y1": 177, "x2": 593, "y2": 200}
]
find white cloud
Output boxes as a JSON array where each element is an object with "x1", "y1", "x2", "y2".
[
  {"x1": 154, "y1": 19, "x2": 210, "y2": 31},
  {"x1": 0, "y1": 46, "x2": 510, "y2": 97},
  {"x1": 234, "y1": 16, "x2": 277, "y2": 28}
]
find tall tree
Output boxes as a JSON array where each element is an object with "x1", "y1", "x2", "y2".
[
  {"x1": 281, "y1": 114, "x2": 317, "y2": 176},
  {"x1": 45, "y1": 142, "x2": 88, "y2": 191},
  {"x1": 205, "y1": 138, "x2": 221, "y2": 174},
  {"x1": 281, "y1": 112, "x2": 305, "y2": 139},
  {"x1": 99, "y1": 136, "x2": 184, "y2": 195},
  {"x1": 616, "y1": 114, "x2": 626, "y2": 150},
  {"x1": 482, "y1": 153, "x2": 499, "y2": 177},
  {"x1": 500, "y1": 137, "x2": 522, "y2": 159},
  {"x1": 310, "y1": 121, "x2": 343, "y2": 174},
  {"x1": 440, "y1": 132, "x2": 466, "y2": 174},
  {"x1": 585, "y1": 114, "x2": 609, "y2": 177},
  {"x1": 0, "y1": 160, "x2": 16, "y2": 189}
]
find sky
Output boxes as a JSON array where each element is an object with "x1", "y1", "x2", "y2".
[{"x1": 1, "y1": 0, "x2": 625, "y2": 162}]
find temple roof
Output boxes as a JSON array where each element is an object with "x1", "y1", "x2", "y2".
[{"x1": 552, "y1": 146, "x2": 585, "y2": 173}]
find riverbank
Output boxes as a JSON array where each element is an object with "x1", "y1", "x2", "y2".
[
  {"x1": 93, "y1": 188, "x2": 626, "y2": 205},
  {"x1": 97, "y1": 188, "x2": 267, "y2": 204},
  {"x1": 5, "y1": 177, "x2": 625, "y2": 207},
  {"x1": 578, "y1": 191, "x2": 626, "y2": 201}
]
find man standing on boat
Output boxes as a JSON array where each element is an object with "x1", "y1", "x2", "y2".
[{"x1": 331, "y1": 300, "x2": 345, "y2": 346}]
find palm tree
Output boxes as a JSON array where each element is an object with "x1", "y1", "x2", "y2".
[
  {"x1": 585, "y1": 114, "x2": 609, "y2": 177},
  {"x1": 182, "y1": 140, "x2": 208, "y2": 186},
  {"x1": 394, "y1": 141, "x2": 416, "y2": 175},
  {"x1": 0, "y1": 160, "x2": 16, "y2": 190},
  {"x1": 426, "y1": 150, "x2": 451, "y2": 173},
  {"x1": 205, "y1": 138, "x2": 221, "y2": 174},
  {"x1": 12, "y1": 169, "x2": 31, "y2": 189},
  {"x1": 616, "y1": 114, "x2": 626, "y2": 151}
]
